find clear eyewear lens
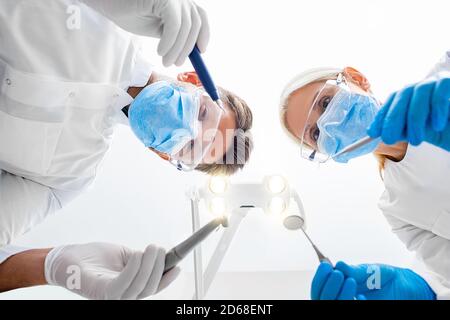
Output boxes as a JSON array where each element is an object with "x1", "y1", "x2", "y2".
[
  {"x1": 169, "y1": 158, "x2": 195, "y2": 172},
  {"x1": 303, "y1": 148, "x2": 330, "y2": 163},
  {"x1": 170, "y1": 90, "x2": 223, "y2": 170},
  {"x1": 299, "y1": 75, "x2": 350, "y2": 163}
]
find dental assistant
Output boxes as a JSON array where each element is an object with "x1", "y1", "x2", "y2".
[
  {"x1": 279, "y1": 51, "x2": 450, "y2": 300},
  {"x1": 0, "y1": 0, "x2": 211, "y2": 299}
]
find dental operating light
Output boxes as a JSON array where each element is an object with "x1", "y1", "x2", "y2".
[
  {"x1": 267, "y1": 175, "x2": 287, "y2": 194},
  {"x1": 186, "y1": 175, "x2": 307, "y2": 299},
  {"x1": 208, "y1": 176, "x2": 228, "y2": 194},
  {"x1": 199, "y1": 175, "x2": 302, "y2": 221},
  {"x1": 268, "y1": 197, "x2": 286, "y2": 216},
  {"x1": 209, "y1": 197, "x2": 227, "y2": 216}
]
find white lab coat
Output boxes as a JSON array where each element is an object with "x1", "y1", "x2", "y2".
[
  {"x1": 380, "y1": 51, "x2": 450, "y2": 299},
  {"x1": 0, "y1": 0, "x2": 154, "y2": 259}
]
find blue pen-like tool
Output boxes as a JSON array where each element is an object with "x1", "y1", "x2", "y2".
[{"x1": 189, "y1": 45, "x2": 224, "y2": 111}]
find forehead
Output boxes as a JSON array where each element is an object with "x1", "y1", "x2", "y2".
[{"x1": 285, "y1": 81, "x2": 327, "y2": 139}]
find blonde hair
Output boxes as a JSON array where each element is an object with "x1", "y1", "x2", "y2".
[
  {"x1": 374, "y1": 153, "x2": 387, "y2": 178},
  {"x1": 279, "y1": 67, "x2": 342, "y2": 145},
  {"x1": 196, "y1": 88, "x2": 253, "y2": 176}
]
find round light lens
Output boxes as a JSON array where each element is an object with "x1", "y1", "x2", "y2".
[
  {"x1": 209, "y1": 177, "x2": 228, "y2": 194},
  {"x1": 268, "y1": 197, "x2": 286, "y2": 215},
  {"x1": 267, "y1": 176, "x2": 287, "y2": 194},
  {"x1": 209, "y1": 198, "x2": 227, "y2": 216}
]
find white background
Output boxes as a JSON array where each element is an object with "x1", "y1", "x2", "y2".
[{"x1": 2, "y1": 0, "x2": 449, "y2": 299}]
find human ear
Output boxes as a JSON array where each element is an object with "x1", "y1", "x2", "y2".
[
  {"x1": 149, "y1": 148, "x2": 170, "y2": 161},
  {"x1": 177, "y1": 71, "x2": 202, "y2": 87},
  {"x1": 343, "y1": 67, "x2": 372, "y2": 92}
]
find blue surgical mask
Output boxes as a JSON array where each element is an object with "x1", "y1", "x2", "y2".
[
  {"x1": 128, "y1": 81, "x2": 200, "y2": 156},
  {"x1": 317, "y1": 89, "x2": 381, "y2": 163}
]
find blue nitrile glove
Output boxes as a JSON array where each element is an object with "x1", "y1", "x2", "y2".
[
  {"x1": 311, "y1": 262, "x2": 436, "y2": 300},
  {"x1": 368, "y1": 78, "x2": 450, "y2": 150}
]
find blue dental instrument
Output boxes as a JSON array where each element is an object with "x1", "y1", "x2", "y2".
[{"x1": 189, "y1": 45, "x2": 224, "y2": 111}]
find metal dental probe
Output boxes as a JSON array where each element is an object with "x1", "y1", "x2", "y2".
[
  {"x1": 300, "y1": 227, "x2": 332, "y2": 265},
  {"x1": 331, "y1": 136, "x2": 375, "y2": 161}
]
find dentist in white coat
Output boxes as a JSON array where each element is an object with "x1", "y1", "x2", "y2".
[
  {"x1": 280, "y1": 50, "x2": 450, "y2": 299},
  {"x1": 0, "y1": 0, "x2": 209, "y2": 299}
]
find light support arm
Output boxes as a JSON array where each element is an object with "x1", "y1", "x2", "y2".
[
  {"x1": 201, "y1": 208, "x2": 249, "y2": 297},
  {"x1": 190, "y1": 197, "x2": 203, "y2": 300}
]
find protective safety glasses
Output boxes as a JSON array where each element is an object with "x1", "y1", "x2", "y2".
[
  {"x1": 299, "y1": 74, "x2": 353, "y2": 163},
  {"x1": 169, "y1": 89, "x2": 224, "y2": 171}
]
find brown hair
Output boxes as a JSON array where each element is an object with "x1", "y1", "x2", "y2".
[{"x1": 196, "y1": 88, "x2": 253, "y2": 176}]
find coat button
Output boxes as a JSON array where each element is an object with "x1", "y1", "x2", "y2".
[{"x1": 5, "y1": 78, "x2": 11, "y2": 85}]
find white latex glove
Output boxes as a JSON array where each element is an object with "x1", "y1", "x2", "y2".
[
  {"x1": 44, "y1": 243, "x2": 180, "y2": 300},
  {"x1": 81, "y1": 0, "x2": 210, "y2": 67}
]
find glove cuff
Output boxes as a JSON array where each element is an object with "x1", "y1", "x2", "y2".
[
  {"x1": 402, "y1": 269, "x2": 437, "y2": 300},
  {"x1": 44, "y1": 246, "x2": 67, "y2": 286}
]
